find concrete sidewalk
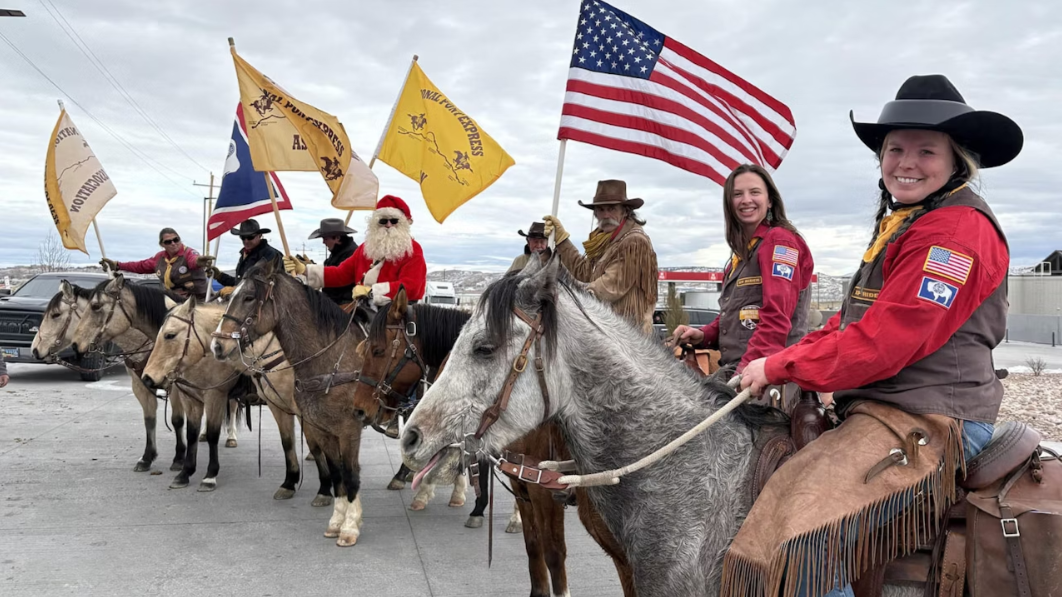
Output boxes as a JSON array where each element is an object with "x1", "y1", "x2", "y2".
[{"x1": 0, "y1": 364, "x2": 622, "y2": 596}]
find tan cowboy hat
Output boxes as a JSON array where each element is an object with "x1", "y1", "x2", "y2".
[{"x1": 578, "y1": 180, "x2": 644, "y2": 210}]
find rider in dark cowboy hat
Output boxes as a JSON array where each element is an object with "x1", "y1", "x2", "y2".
[
  {"x1": 308, "y1": 218, "x2": 359, "y2": 306},
  {"x1": 206, "y1": 219, "x2": 284, "y2": 298},
  {"x1": 726, "y1": 75, "x2": 1022, "y2": 597},
  {"x1": 506, "y1": 222, "x2": 552, "y2": 274}
]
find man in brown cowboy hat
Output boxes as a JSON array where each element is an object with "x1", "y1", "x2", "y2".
[
  {"x1": 208, "y1": 218, "x2": 284, "y2": 297},
  {"x1": 543, "y1": 180, "x2": 658, "y2": 333},
  {"x1": 308, "y1": 218, "x2": 359, "y2": 306},
  {"x1": 506, "y1": 222, "x2": 552, "y2": 274}
]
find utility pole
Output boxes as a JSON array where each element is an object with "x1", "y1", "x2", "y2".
[{"x1": 192, "y1": 173, "x2": 216, "y2": 256}]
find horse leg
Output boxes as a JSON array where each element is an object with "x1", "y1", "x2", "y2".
[
  {"x1": 171, "y1": 394, "x2": 201, "y2": 489},
  {"x1": 169, "y1": 391, "x2": 186, "y2": 472},
  {"x1": 131, "y1": 376, "x2": 158, "y2": 472},
  {"x1": 387, "y1": 464, "x2": 412, "y2": 490},
  {"x1": 197, "y1": 391, "x2": 226, "y2": 492},
  {"x1": 577, "y1": 488, "x2": 636, "y2": 597},
  {"x1": 336, "y1": 429, "x2": 363, "y2": 547},
  {"x1": 303, "y1": 423, "x2": 332, "y2": 507},
  {"x1": 465, "y1": 458, "x2": 490, "y2": 529},
  {"x1": 505, "y1": 501, "x2": 523, "y2": 534},
  {"x1": 225, "y1": 398, "x2": 239, "y2": 448},
  {"x1": 409, "y1": 479, "x2": 437, "y2": 511},
  {"x1": 269, "y1": 402, "x2": 299, "y2": 500},
  {"x1": 515, "y1": 480, "x2": 551, "y2": 597},
  {"x1": 448, "y1": 471, "x2": 467, "y2": 507},
  {"x1": 538, "y1": 485, "x2": 570, "y2": 597},
  {"x1": 319, "y1": 436, "x2": 346, "y2": 538}
]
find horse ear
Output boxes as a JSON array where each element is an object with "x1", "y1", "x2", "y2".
[
  {"x1": 519, "y1": 253, "x2": 560, "y2": 309},
  {"x1": 187, "y1": 294, "x2": 198, "y2": 309},
  {"x1": 388, "y1": 286, "x2": 408, "y2": 322},
  {"x1": 60, "y1": 279, "x2": 73, "y2": 296},
  {"x1": 110, "y1": 273, "x2": 126, "y2": 290}
]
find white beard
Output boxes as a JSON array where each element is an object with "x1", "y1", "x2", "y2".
[{"x1": 363, "y1": 212, "x2": 413, "y2": 262}]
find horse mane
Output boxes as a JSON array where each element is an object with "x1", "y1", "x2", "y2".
[
  {"x1": 46, "y1": 284, "x2": 93, "y2": 311},
  {"x1": 367, "y1": 304, "x2": 471, "y2": 367},
  {"x1": 244, "y1": 260, "x2": 352, "y2": 338},
  {"x1": 92, "y1": 279, "x2": 179, "y2": 331}
]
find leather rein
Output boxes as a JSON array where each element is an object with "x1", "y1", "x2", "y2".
[{"x1": 355, "y1": 307, "x2": 431, "y2": 436}]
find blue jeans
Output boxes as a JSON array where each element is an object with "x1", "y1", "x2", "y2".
[{"x1": 811, "y1": 420, "x2": 993, "y2": 597}]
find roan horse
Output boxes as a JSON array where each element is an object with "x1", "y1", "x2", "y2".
[
  {"x1": 210, "y1": 259, "x2": 371, "y2": 547},
  {"x1": 69, "y1": 275, "x2": 240, "y2": 492},
  {"x1": 31, "y1": 281, "x2": 186, "y2": 473},
  {"x1": 140, "y1": 296, "x2": 334, "y2": 506},
  {"x1": 358, "y1": 287, "x2": 636, "y2": 597},
  {"x1": 400, "y1": 259, "x2": 927, "y2": 597}
]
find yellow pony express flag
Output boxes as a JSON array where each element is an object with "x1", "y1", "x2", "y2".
[
  {"x1": 230, "y1": 42, "x2": 378, "y2": 209},
  {"x1": 44, "y1": 109, "x2": 117, "y2": 254},
  {"x1": 377, "y1": 62, "x2": 515, "y2": 223}
]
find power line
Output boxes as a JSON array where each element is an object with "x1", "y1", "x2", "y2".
[
  {"x1": 37, "y1": 0, "x2": 212, "y2": 175},
  {"x1": 0, "y1": 29, "x2": 199, "y2": 198}
]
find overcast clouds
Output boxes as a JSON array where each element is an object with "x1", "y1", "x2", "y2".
[{"x1": 1, "y1": 0, "x2": 1059, "y2": 274}]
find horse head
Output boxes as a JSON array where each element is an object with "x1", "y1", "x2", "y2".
[
  {"x1": 211, "y1": 260, "x2": 282, "y2": 361},
  {"x1": 70, "y1": 274, "x2": 129, "y2": 356},
  {"x1": 141, "y1": 295, "x2": 211, "y2": 391},
  {"x1": 32, "y1": 280, "x2": 89, "y2": 360}
]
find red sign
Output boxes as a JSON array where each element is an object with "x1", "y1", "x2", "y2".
[{"x1": 658, "y1": 270, "x2": 818, "y2": 283}]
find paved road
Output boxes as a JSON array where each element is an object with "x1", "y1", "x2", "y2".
[
  {"x1": 993, "y1": 340, "x2": 1062, "y2": 369},
  {"x1": 0, "y1": 364, "x2": 622, "y2": 596}
]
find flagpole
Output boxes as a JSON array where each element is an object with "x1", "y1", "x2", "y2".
[
  {"x1": 204, "y1": 234, "x2": 222, "y2": 301},
  {"x1": 92, "y1": 218, "x2": 107, "y2": 260},
  {"x1": 344, "y1": 54, "x2": 419, "y2": 227},
  {"x1": 548, "y1": 139, "x2": 568, "y2": 248},
  {"x1": 263, "y1": 172, "x2": 291, "y2": 257}
]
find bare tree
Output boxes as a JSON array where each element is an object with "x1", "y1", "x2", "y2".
[
  {"x1": 1026, "y1": 357, "x2": 1048, "y2": 377},
  {"x1": 36, "y1": 231, "x2": 71, "y2": 273}
]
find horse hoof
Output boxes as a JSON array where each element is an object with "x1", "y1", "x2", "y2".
[
  {"x1": 409, "y1": 500, "x2": 427, "y2": 511},
  {"x1": 336, "y1": 533, "x2": 359, "y2": 547},
  {"x1": 305, "y1": 453, "x2": 315, "y2": 461},
  {"x1": 273, "y1": 488, "x2": 296, "y2": 500},
  {"x1": 225, "y1": 439, "x2": 237, "y2": 448},
  {"x1": 465, "y1": 516, "x2": 484, "y2": 529},
  {"x1": 170, "y1": 477, "x2": 190, "y2": 489},
  {"x1": 199, "y1": 433, "x2": 207, "y2": 442},
  {"x1": 169, "y1": 462, "x2": 183, "y2": 472},
  {"x1": 324, "y1": 526, "x2": 340, "y2": 538},
  {"x1": 134, "y1": 461, "x2": 151, "y2": 472},
  {"x1": 505, "y1": 519, "x2": 523, "y2": 534},
  {"x1": 311, "y1": 494, "x2": 333, "y2": 508},
  {"x1": 386, "y1": 479, "x2": 405, "y2": 491},
  {"x1": 197, "y1": 479, "x2": 217, "y2": 492},
  {"x1": 448, "y1": 498, "x2": 466, "y2": 508}
]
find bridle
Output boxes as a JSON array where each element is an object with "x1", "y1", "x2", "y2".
[
  {"x1": 356, "y1": 307, "x2": 430, "y2": 435},
  {"x1": 47, "y1": 293, "x2": 81, "y2": 352},
  {"x1": 212, "y1": 276, "x2": 278, "y2": 355},
  {"x1": 88, "y1": 284, "x2": 135, "y2": 352}
]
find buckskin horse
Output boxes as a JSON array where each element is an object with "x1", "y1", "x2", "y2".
[
  {"x1": 398, "y1": 257, "x2": 1056, "y2": 597},
  {"x1": 210, "y1": 259, "x2": 371, "y2": 547},
  {"x1": 69, "y1": 275, "x2": 240, "y2": 492},
  {"x1": 358, "y1": 286, "x2": 636, "y2": 597},
  {"x1": 32, "y1": 280, "x2": 186, "y2": 473},
  {"x1": 140, "y1": 296, "x2": 334, "y2": 506}
]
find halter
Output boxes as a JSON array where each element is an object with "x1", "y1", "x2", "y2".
[
  {"x1": 356, "y1": 307, "x2": 430, "y2": 435},
  {"x1": 48, "y1": 293, "x2": 81, "y2": 350},
  {"x1": 89, "y1": 284, "x2": 135, "y2": 352},
  {"x1": 212, "y1": 277, "x2": 275, "y2": 351}
]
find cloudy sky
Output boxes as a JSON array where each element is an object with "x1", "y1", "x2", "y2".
[{"x1": 1, "y1": 0, "x2": 1059, "y2": 275}]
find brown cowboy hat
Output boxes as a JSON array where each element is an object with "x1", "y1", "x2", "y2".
[
  {"x1": 578, "y1": 180, "x2": 644, "y2": 210},
  {"x1": 518, "y1": 222, "x2": 547, "y2": 239},
  {"x1": 308, "y1": 218, "x2": 357, "y2": 239}
]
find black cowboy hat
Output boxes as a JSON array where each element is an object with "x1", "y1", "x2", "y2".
[
  {"x1": 518, "y1": 222, "x2": 547, "y2": 239},
  {"x1": 851, "y1": 74, "x2": 1023, "y2": 168},
  {"x1": 308, "y1": 218, "x2": 357, "y2": 239},
  {"x1": 230, "y1": 219, "x2": 271, "y2": 237},
  {"x1": 578, "y1": 179, "x2": 644, "y2": 210}
]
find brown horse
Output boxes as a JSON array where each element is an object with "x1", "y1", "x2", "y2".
[
  {"x1": 210, "y1": 259, "x2": 370, "y2": 547},
  {"x1": 351, "y1": 288, "x2": 636, "y2": 596}
]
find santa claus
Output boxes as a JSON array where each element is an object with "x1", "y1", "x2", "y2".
[{"x1": 284, "y1": 195, "x2": 426, "y2": 306}]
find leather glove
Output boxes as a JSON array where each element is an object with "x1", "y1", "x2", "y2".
[
  {"x1": 296, "y1": 253, "x2": 315, "y2": 265},
  {"x1": 218, "y1": 286, "x2": 235, "y2": 298},
  {"x1": 542, "y1": 215, "x2": 570, "y2": 245},
  {"x1": 352, "y1": 285, "x2": 372, "y2": 300},
  {"x1": 204, "y1": 265, "x2": 221, "y2": 278},
  {"x1": 197, "y1": 255, "x2": 216, "y2": 269},
  {"x1": 99, "y1": 258, "x2": 118, "y2": 272},
  {"x1": 283, "y1": 255, "x2": 306, "y2": 276}
]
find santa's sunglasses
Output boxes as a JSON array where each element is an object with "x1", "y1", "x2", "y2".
[
  {"x1": 378, "y1": 218, "x2": 400, "y2": 226},
  {"x1": 161, "y1": 237, "x2": 181, "y2": 245}
]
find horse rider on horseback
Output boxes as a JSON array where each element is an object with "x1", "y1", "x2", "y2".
[
  {"x1": 307, "y1": 218, "x2": 359, "y2": 307},
  {"x1": 669, "y1": 164, "x2": 815, "y2": 412},
  {"x1": 100, "y1": 228, "x2": 213, "y2": 300},
  {"x1": 506, "y1": 222, "x2": 552, "y2": 274},
  {"x1": 204, "y1": 219, "x2": 284, "y2": 298},
  {"x1": 543, "y1": 180, "x2": 659, "y2": 334},
  {"x1": 727, "y1": 75, "x2": 1022, "y2": 597},
  {"x1": 283, "y1": 195, "x2": 427, "y2": 307}
]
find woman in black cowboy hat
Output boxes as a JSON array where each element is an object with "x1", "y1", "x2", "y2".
[
  {"x1": 208, "y1": 219, "x2": 284, "y2": 297},
  {"x1": 728, "y1": 75, "x2": 1023, "y2": 596},
  {"x1": 308, "y1": 218, "x2": 359, "y2": 306}
]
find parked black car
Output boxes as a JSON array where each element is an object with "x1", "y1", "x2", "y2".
[
  {"x1": 0, "y1": 272, "x2": 162, "y2": 381},
  {"x1": 651, "y1": 307, "x2": 720, "y2": 341}
]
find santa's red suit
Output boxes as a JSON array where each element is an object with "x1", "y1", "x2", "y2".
[{"x1": 305, "y1": 195, "x2": 426, "y2": 305}]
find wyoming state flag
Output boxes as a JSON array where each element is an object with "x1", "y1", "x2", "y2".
[
  {"x1": 377, "y1": 62, "x2": 514, "y2": 223},
  {"x1": 207, "y1": 104, "x2": 292, "y2": 241}
]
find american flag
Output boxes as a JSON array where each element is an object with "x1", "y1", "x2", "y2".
[
  {"x1": 559, "y1": 1, "x2": 796, "y2": 186},
  {"x1": 924, "y1": 246, "x2": 973, "y2": 284},
  {"x1": 773, "y1": 245, "x2": 799, "y2": 266}
]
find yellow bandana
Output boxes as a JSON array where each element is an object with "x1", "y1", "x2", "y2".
[
  {"x1": 729, "y1": 238, "x2": 761, "y2": 277},
  {"x1": 862, "y1": 184, "x2": 969, "y2": 264},
  {"x1": 583, "y1": 229, "x2": 614, "y2": 262},
  {"x1": 162, "y1": 255, "x2": 179, "y2": 290}
]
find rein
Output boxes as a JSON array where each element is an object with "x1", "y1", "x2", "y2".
[
  {"x1": 166, "y1": 307, "x2": 240, "y2": 398},
  {"x1": 356, "y1": 307, "x2": 431, "y2": 435},
  {"x1": 88, "y1": 285, "x2": 134, "y2": 352}
]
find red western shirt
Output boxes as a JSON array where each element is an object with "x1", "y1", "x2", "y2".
[{"x1": 118, "y1": 246, "x2": 202, "y2": 274}]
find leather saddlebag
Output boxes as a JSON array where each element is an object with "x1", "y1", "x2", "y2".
[{"x1": 966, "y1": 447, "x2": 1062, "y2": 597}]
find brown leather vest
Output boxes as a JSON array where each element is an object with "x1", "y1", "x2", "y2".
[
  {"x1": 716, "y1": 239, "x2": 811, "y2": 367},
  {"x1": 155, "y1": 252, "x2": 207, "y2": 298},
  {"x1": 834, "y1": 189, "x2": 1008, "y2": 423}
]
